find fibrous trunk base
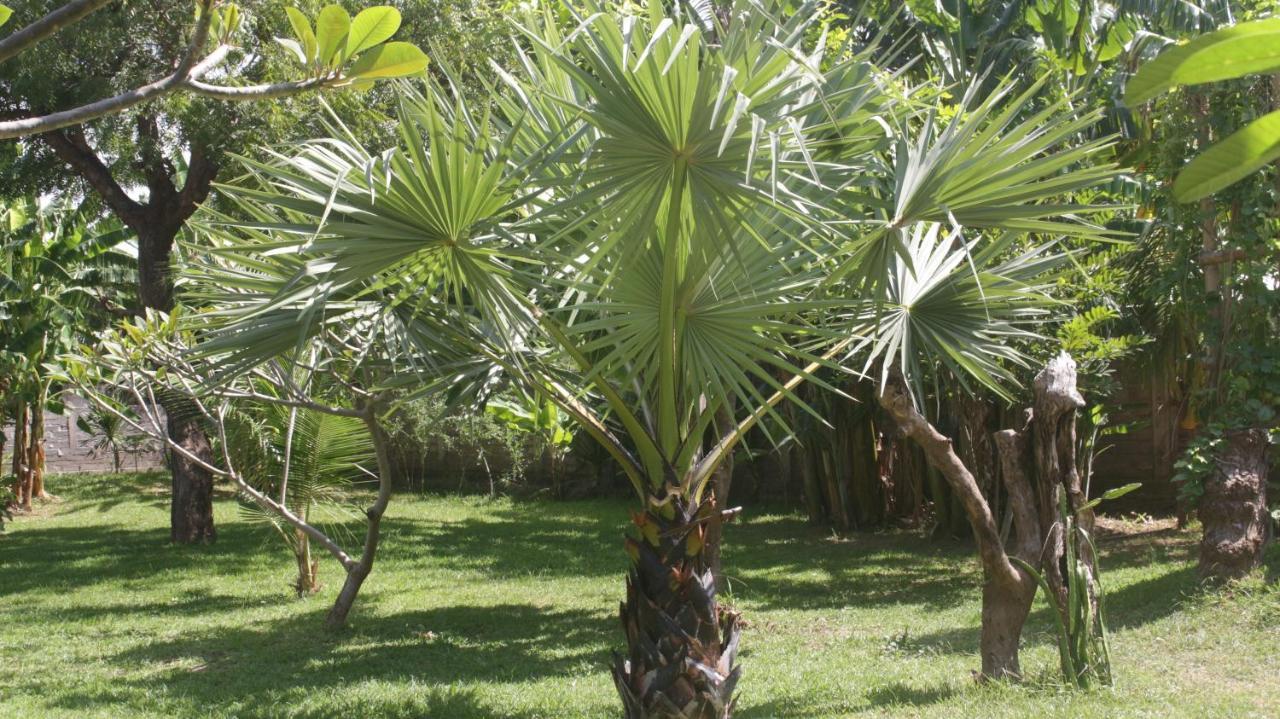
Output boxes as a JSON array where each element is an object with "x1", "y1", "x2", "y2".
[
  {"x1": 613, "y1": 494, "x2": 740, "y2": 718},
  {"x1": 1199, "y1": 428, "x2": 1269, "y2": 581}
]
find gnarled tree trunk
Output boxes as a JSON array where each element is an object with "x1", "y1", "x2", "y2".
[
  {"x1": 879, "y1": 353, "x2": 1093, "y2": 680},
  {"x1": 1198, "y1": 428, "x2": 1269, "y2": 580},
  {"x1": 879, "y1": 372, "x2": 1038, "y2": 680},
  {"x1": 613, "y1": 490, "x2": 740, "y2": 718}
]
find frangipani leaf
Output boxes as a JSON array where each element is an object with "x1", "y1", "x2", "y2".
[
  {"x1": 315, "y1": 4, "x2": 351, "y2": 67},
  {"x1": 348, "y1": 42, "x2": 429, "y2": 79},
  {"x1": 285, "y1": 6, "x2": 318, "y2": 65},
  {"x1": 346, "y1": 7, "x2": 401, "y2": 59}
]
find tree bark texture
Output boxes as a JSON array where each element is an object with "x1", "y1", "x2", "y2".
[
  {"x1": 168, "y1": 412, "x2": 216, "y2": 544},
  {"x1": 878, "y1": 353, "x2": 1091, "y2": 680},
  {"x1": 613, "y1": 491, "x2": 740, "y2": 718},
  {"x1": 1198, "y1": 428, "x2": 1270, "y2": 581}
]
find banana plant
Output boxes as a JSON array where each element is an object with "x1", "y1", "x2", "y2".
[
  {"x1": 1126, "y1": 17, "x2": 1280, "y2": 200},
  {"x1": 0, "y1": 199, "x2": 133, "y2": 508}
]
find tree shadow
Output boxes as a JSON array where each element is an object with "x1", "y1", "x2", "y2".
[
  {"x1": 376, "y1": 498, "x2": 630, "y2": 580},
  {"x1": 76, "y1": 603, "x2": 612, "y2": 718},
  {"x1": 0, "y1": 520, "x2": 278, "y2": 596},
  {"x1": 40, "y1": 470, "x2": 173, "y2": 516},
  {"x1": 723, "y1": 513, "x2": 979, "y2": 611}
]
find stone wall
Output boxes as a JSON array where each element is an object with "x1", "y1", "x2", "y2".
[{"x1": 3, "y1": 395, "x2": 165, "y2": 475}]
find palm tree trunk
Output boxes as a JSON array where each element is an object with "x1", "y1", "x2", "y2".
[
  {"x1": 295, "y1": 528, "x2": 320, "y2": 595},
  {"x1": 613, "y1": 489, "x2": 741, "y2": 718},
  {"x1": 1198, "y1": 428, "x2": 1269, "y2": 580}
]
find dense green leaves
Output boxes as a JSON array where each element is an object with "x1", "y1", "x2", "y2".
[
  {"x1": 1125, "y1": 18, "x2": 1280, "y2": 105},
  {"x1": 1126, "y1": 17, "x2": 1280, "y2": 201},
  {"x1": 1173, "y1": 107, "x2": 1280, "y2": 201}
]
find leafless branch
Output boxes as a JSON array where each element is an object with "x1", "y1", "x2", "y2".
[{"x1": 0, "y1": 0, "x2": 116, "y2": 64}]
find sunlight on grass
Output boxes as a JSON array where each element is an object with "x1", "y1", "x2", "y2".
[{"x1": 1, "y1": 473, "x2": 1277, "y2": 718}]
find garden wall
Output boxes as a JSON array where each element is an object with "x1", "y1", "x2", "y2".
[{"x1": 2, "y1": 395, "x2": 165, "y2": 475}]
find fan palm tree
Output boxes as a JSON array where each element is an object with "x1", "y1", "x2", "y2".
[{"x1": 184, "y1": 0, "x2": 1116, "y2": 713}]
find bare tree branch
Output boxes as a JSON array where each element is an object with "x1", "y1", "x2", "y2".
[{"x1": 0, "y1": 0, "x2": 116, "y2": 64}]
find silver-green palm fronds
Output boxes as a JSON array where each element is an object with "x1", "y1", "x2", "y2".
[
  {"x1": 179, "y1": 0, "x2": 1121, "y2": 713},
  {"x1": 843, "y1": 222, "x2": 1071, "y2": 402}
]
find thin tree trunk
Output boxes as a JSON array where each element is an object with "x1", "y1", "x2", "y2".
[
  {"x1": 12, "y1": 402, "x2": 30, "y2": 510},
  {"x1": 325, "y1": 406, "x2": 394, "y2": 629},
  {"x1": 295, "y1": 528, "x2": 320, "y2": 596},
  {"x1": 1198, "y1": 428, "x2": 1269, "y2": 580},
  {"x1": 704, "y1": 403, "x2": 735, "y2": 591},
  {"x1": 30, "y1": 393, "x2": 48, "y2": 501},
  {"x1": 613, "y1": 489, "x2": 740, "y2": 718}
]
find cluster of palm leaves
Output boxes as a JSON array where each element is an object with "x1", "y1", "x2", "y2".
[
  {"x1": 223, "y1": 386, "x2": 374, "y2": 595},
  {"x1": 159, "y1": 0, "x2": 1120, "y2": 713}
]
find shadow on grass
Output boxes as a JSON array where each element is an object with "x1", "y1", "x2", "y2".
[
  {"x1": 78, "y1": 603, "x2": 611, "y2": 719},
  {"x1": 724, "y1": 513, "x2": 979, "y2": 611}
]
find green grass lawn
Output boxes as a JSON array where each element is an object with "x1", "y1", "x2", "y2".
[{"x1": 1, "y1": 472, "x2": 1277, "y2": 718}]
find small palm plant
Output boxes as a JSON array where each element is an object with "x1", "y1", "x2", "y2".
[
  {"x1": 76, "y1": 402, "x2": 149, "y2": 473},
  {"x1": 226, "y1": 396, "x2": 374, "y2": 596}
]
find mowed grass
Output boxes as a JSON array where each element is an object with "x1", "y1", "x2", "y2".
[{"x1": 1, "y1": 472, "x2": 1277, "y2": 718}]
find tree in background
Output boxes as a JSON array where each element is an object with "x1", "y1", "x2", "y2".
[
  {"x1": 0, "y1": 0, "x2": 436, "y2": 543},
  {"x1": 1124, "y1": 8, "x2": 1280, "y2": 580},
  {"x1": 0, "y1": 199, "x2": 132, "y2": 509}
]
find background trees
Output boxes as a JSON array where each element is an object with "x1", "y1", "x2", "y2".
[
  {"x1": 0, "y1": 200, "x2": 132, "y2": 508},
  {"x1": 0, "y1": 0, "x2": 436, "y2": 543}
]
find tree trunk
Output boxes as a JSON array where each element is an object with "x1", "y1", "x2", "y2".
[
  {"x1": 704, "y1": 407, "x2": 735, "y2": 591},
  {"x1": 983, "y1": 427, "x2": 1042, "y2": 679},
  {"x1": 294, "y1": 529, "x2": 321, "y2": 596},
  {"x1": 879, "y1": 369, "x2": 1042, "y2": 681},
  {"x1": 325, "y1": 407, "x2": 394, "y2": 629},
  {"x1": 140, "y1": 225, "x2": 220, "y2": 545},
  {"x1": 11, "y1": 402, "x2": 30, "y2": 510},
  {"x1": 1198, "y1": 428, "x2": 1269, "y2": 581},
  {"x1": 1030, "y1": 356, "x2": 1091, "y2": 611},
  {"x1": 30, "y1": 395, "x2": 48, "y2": 501},
  {"x1": 167, "y1": 411, "x2": 216, "y2": 544},
  {"x1": 613, "y1": 489, "x2": 740, "y2": 718}
]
